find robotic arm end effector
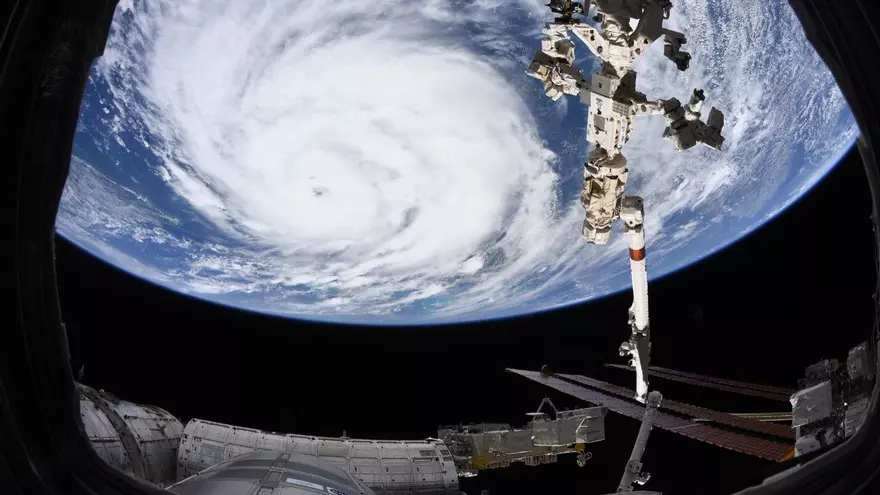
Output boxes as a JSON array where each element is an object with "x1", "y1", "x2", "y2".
[
  {"x1": 663, "y1": 30, "x2": 691, "y2": 71},
  {"x1": 546, "y1": 0, "x2": 587, "y2": 24},
  {"x1": 526, "y1": 49, "x2": 586, "y2": 101},
  {"x1": 620, "y1": 196, "x2": 644, "y2": 228},
  {"x1": 661, "y1": 90, "x2": 726, "y2": 151}
]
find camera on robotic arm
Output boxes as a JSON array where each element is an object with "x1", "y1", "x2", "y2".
[{"x1": 663, "y1": 30, "x2": 691, "y2": 71}]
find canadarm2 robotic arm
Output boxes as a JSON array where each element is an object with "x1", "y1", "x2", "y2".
[
  {"x1": 525, "y1": 24, "x2": 588, "y2": 101},
  {"x1": 619, "y1": 196, "x2": 651, "y2": 403}
]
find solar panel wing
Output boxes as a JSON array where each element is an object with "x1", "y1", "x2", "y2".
[
  {"x1": 507, "y1": 369, "x2": 794, "y2": 462},
  {"x1": 675, "y1": 424, "x2": 794, "y2": 461},
  {"x1": 506, "y1": 368, "x2": 672, "y2": 423},
  {"x1": 605, "y1": 363, "x2": 792, "y2": 402},
  {"x1": 559, "y1": 373, "x2": 794, "y2": 439},
  {"x1": 663, "y1": 398, "x2": 794, "y2": 440},
  {"x1": 650, "y1": 366, "x2": 795, "y2": 396}
]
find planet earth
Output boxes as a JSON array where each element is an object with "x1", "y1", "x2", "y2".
[{"x1": 58, "y1": 0, "x2": 858, "y2": 325}]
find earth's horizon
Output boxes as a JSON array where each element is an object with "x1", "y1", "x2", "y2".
[{"x1": 57, "y1": 0, "x2": 858, "y2": 325}]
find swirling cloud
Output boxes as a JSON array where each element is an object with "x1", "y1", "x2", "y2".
[
  {"x1": 92, "y1": 0, "x2": 585, "y2": 318},
  {"x1": 64, "y1": 0, "x2": 855, "y2": 323}
]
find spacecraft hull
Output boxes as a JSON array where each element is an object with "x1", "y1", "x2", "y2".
[
  {"x1": 169, "y1": 450, "x2": 377, "y2": 495},
  {"x1": 78, "y1": 383, "x2": 183, "y2": 487},
  {"x1": 178, "y1": 418, "x2": 460, "y2": 495}
]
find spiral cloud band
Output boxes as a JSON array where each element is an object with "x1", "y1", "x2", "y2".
[
  {"x1": 91, "y1": 0, "x2": 587, "y2": 318},
  {"x1": 62, "y1": 0, "x2": 856, "y2": 322}
]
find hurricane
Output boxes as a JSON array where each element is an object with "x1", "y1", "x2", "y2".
[{"x1": 59, "y1": 0, "x2": 857, "y2": 323}]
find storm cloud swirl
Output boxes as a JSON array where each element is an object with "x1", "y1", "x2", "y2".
[
  {"x1": 91, "y1": 0, "x2": 586, "y2": 318},
  {"x1": 67, "y1": 0, "x2": 855, "y2": 322}
]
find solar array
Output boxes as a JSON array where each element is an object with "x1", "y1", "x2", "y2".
[
  {"x1": 562, "y1": 373, "x2": 795, "y2": 439},
  {"x1": 507, "y1": 369, "x2": 794, "y2": 462},
  {"x1": 605, "y1": 364, "x2": 794, "y2": 402}
]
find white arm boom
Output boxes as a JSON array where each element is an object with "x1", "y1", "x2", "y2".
[
  {"x1": 622, "y1": 197, "x2": 648, "y2": 331},
  {"x1": 569, "y1": 24, "x2": 613, "y2": 61},
  {"x1": 527, "y1": 0, "x2": 725, "y2": 409},
  {"x1": 619, "y1": 196, "x2": 651, "y2": 403}
]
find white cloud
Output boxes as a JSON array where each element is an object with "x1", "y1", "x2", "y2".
[
  {"x1": 85, "y1": 0, "x2": 592, "y2": 318},
  {"x1": 62, "y1": 0, "x2": 857, "y2": 322}
]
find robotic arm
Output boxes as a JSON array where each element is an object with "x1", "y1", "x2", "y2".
[
  {"x1": 619, "y1": 196, "x2": 651, "y2": 403},
  {"x1": 526, "y1": 49, "x2": 588, "y2": 101},
  {"x1": 662, "y1": 29, "x2": 692, "y2": 71},
  {"x1": 662, "y1": 89, "x2": 725, "y2": 151},
  {"x1": 630, "y1": 94, "x2": 667, "y2": 117},
  {"x1": 616, "y1": 391, "x2": 662, "y2": 492},
  {"x1": 584, "y1": 0, "x2": 690, "y2": 71},
  {"x1": 627, "y1": 0, "x2": 670, "y2": 61},
  {"x1": 546, "y1": 0, "x2": 588, "y2": 24},
  {"x1": 569, "y1": 24, "x2": 613, "y2": 62},
  {"x1": 526, "y1": 24, "x2": 588, "y2": 101},
  {"x1": 581, "y1": 148, "x2": 628, "y2": 244},
  {"x1": 528, "y1": 0, "x2": 725, "y2": 408}
]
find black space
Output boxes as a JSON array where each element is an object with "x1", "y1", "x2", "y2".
[{"x1": 57, "y1": 146, "x2": 876, "y2": 495}]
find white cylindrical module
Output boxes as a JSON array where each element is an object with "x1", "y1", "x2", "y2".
[
  {"x1": 168, "y1": 450, "x2": 378, "y2": 495},
  {"x1": 178, "y1": 418, "x2": 461, "y2": 495},
  {"x1": 78, "y1": 383, "x2": 183, "y2": 486}
]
